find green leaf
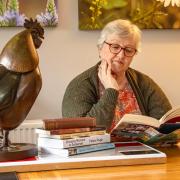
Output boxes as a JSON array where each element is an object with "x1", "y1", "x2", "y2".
[{"x1": 101, "y1": 0, "x2": 128, "y2": 10}]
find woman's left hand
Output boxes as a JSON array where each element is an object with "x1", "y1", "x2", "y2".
[{"x1": 98, "y1": 59, "x2": 119, "y2": 90}]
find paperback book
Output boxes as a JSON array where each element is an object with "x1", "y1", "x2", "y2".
[
  {"x1": 112, "y1": 127, "x2": 180, "y2": 146},
  {"x1": 111, "y1": 106, "x2": 180, "y2": 133},
  {"x1": 110, "y1": 107, "x2": 180, "y2": 146},
  {"x1": 36, "y1": 129, "x2": 106, "y2": 140},
  {"x1": 39, "y1": 142, "x2": 115, "y2": 157},
  {"x1": 38, "y1": 134, "x2": 110, "y2": 149}
]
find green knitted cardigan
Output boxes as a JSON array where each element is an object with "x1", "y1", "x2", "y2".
[{"x1": 62, "y1": 63, "x2": 171, "y2": 128}]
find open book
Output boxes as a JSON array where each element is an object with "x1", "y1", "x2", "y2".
[
  {"x1": 111, "y1": 106, "x2": 180, "y2": 132},
  {"x1": 110, "y1": 106, "x2": 180, "y2": 146}
]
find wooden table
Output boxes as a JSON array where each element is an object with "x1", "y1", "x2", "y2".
[{"x1": 17, "y1": 145, "x2": 180, "y2": 180}]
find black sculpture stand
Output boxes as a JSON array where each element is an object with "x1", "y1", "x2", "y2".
[
  {"x1": 0, "y1": 130, "x2": 38, "y2": 162},
  {"x1": 0, "y1": 143, "x2": 38, "y2": 161}
]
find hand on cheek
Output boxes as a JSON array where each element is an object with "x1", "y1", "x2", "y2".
[
  {"x1": 98, "y1": 60, "x2": 119, "y2": 91},
  {"x1": 99, "y1": 46, "x2": 114, "y2": 66}
]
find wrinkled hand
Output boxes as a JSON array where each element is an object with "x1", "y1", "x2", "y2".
[{"x1": 98, "y1": 60, "x2": 119, "y2": 90}]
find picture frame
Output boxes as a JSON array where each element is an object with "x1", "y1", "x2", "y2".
[
  {"x1": 78, "y1": 0, "x2": 180, "y2": 30},
  {"x1": 0, "y1": 0, "x2": 58, "y2": 27}
]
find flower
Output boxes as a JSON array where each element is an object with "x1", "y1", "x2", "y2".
[
  {"x1": 1, "y1": 10, "x2": 26, "y2": 26},
  {"x1": 36, "y1": 12, "x2": 58, "y2": 26},
  {"x1": 157, "y1": 0, "x2": 180, "y2": 7}
]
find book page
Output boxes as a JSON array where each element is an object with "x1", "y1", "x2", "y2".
[
  {"x1": 111, "y1": 114, "x2": 160, "y2": 133},
  {"x1": 160, "y1": 106, "x2": 180, "y2": 124}
]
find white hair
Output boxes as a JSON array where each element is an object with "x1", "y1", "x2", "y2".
[{"x1": 97, "y1": 19, "x2": 141, "y2": 52}]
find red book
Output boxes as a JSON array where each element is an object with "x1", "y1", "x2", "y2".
[
  {"x1": 0, "y1": 156, "x2": 37, "y2": 163},
  {"x1": 43, "y1": 117, "x2": 96, "y2": 130}
]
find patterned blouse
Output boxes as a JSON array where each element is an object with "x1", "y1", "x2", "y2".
[{"x1": 99, "y1": 80, "x2": 142, "y2": 132}]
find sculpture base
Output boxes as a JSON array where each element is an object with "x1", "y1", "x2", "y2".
[{"x1": 0, "y1": 143, "x2": 38, "y2": 162}]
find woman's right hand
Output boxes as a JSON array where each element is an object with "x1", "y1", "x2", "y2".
[{"x1": 98, "y1": 59, "x2": 119, "y2": 91}]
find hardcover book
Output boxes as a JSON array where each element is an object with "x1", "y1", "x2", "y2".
[
  {"x1": 43, "y1": 117, "x2": 96, "y2": 130},
  {"x1": 111, "y1": 128, "x2": 180, "y2": 146},
  {"x1": 35, "y1": 126, "x2": 106, "y2": 135},
  {"x1": 38, "y1": 134, "x2": 110, "y2": 149},
  {"x1": 110, "y1": 107, "x2": 180, "y2": 146},
  {"x1": 142, "y1": 129, "x2": 180, "y2": 146},
  {"x1": 111, "y1": 106, "x2": 180, "y2": 134},
  {"x1": 36, "y1": 130, "x2": 106, "y2": 140},
  {"x1": 39, "y1": 142, "x2": 115, "y2": 157}
]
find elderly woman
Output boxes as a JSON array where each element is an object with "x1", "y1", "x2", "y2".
[{"x1": 62, "y1": 19, "x2": 171, "y2": 132}]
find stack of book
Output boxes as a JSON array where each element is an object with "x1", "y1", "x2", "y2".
[{"x1": 36, "y1": 117, "x2": 115, "y2": 157}]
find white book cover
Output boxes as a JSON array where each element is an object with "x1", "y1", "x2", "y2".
[{"x1": 38, "y1": 134, "x2": 110, "y2": 148}]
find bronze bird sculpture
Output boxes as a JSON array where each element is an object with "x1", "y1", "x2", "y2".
[{"x1": 0, "y1": 19, "x2": 44, "y2": 150}]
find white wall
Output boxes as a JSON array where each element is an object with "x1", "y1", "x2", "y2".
[{"x1": 0, "y1": 0, "x2": 180, "y2": 120}]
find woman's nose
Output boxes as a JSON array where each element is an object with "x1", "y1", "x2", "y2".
[{"x1": 116, "y1": 49, "x2": 125, "y2": 58}]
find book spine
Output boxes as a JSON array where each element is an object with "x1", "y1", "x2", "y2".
[
  {"x1": 35, "y1": 127, "x2": 106, "y2": 135},
  {"x1": 39, "y1": 143, "x2": 115, "y2": 157},
  {"x1": 38, "y1": 134, "x2": 110, "y2": 148},
  {"x1": 63, "y1": 134, "x2": 110, "y2": 148},
  {"x1": 68, "y1": 143, "x2": 115, "y2": 155},
  {"x1": 38, "y1": 130, "x2": 106, "y2": 139},
  {"x1": 43, "y1": 117, "x2": 96, "y2": 130},
  {"x1": 50, "y1": 127, "x2": 106, "y2": 135}
]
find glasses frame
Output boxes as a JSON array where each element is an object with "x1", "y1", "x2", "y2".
[{"x1": 104, "y1": 41, "x2": 137, "y2": 57}]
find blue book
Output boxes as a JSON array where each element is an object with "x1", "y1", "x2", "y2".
[{"x1": 39, "y1": 142, "x2": 115, "y2": 157}]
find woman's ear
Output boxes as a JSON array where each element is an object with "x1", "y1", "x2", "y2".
[
  {"x1": 98, "y1": 44, "x2": 103, "y2": 58},
  {"x1": 97, "y1": 46, "x2": 101, "y2": 60},
  {"x1": 97, "y1": 45, "x2": 101, "y2": 52}
]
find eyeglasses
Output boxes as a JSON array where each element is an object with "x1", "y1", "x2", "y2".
[{"x1": 104, "y1": 41, "x2": 137, "y2": 57}]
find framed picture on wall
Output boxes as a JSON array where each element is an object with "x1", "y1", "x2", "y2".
[
  {"x1": 0, "y1": 0, "x2": 58, "y2": 27},
  {"x1": 78, "y1": 0, "x2": 180, "y2": 30}
]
